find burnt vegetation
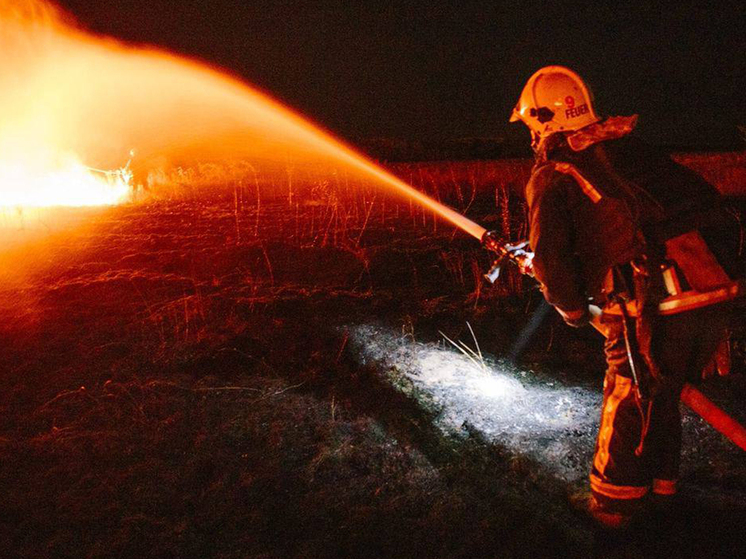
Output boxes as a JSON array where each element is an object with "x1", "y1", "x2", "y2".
[{"x1": 1, "y1": 155, "x2": 745, "y2": 559}]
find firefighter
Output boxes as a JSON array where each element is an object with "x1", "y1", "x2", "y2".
[{"x1": 509, "y1": 66, "x2": 743, "y2": 528}]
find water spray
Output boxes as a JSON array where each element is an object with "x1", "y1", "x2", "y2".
[{"x1": 326, "y1": 149, "x2": 488, "y2": 241}]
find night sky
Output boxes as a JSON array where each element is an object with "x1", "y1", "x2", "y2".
[{"x1": 57, "y1": 0, "x2": 745, "y2": 149}]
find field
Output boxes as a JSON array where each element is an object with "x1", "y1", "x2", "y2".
[{"x1": 0, "y1": 154, "x2": 745, "y2": 559}]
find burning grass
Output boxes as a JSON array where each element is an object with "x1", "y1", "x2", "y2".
[{"x1": 0, "y1": 155, "x2": 745, "y2": 559}]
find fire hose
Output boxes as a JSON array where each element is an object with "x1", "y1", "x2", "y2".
[{"x1": 480, "y1": 229, "x2": 746, "y2": 452}]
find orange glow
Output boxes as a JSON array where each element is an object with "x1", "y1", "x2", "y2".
[
  {"x1": 0, "y1": 1, "x2": 485, "y2": 239},
  {"x1": 0, "y1": 149, "x2": 131, "y2": 207}
]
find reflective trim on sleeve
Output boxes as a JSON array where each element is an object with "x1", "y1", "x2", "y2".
[
  {"x1": 590, "y1": 474, "x2": 649, "y2": 500},
  {"x1": 593, "y1": 376, "x2": 633, "y2": 477},
  {"x1": 652, "y1": 479, "x2": 678, "y2": 496}
]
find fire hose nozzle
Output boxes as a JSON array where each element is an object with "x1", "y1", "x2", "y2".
[
  {"x1": 481, "y1": 230, "x2": 505, "y2": 253},
  {"x1": 484, "y1": 258, "x2": 505, "y2": 284},
  {"x1": 482, "y1": 230, "x2": 535, "y2": 281}
]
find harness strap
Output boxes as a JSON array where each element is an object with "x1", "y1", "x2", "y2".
[
  {"x1": 547, "y1": 160, "x2": 743, "y2": 314},
  {"x1": 604, "y1": 279, "x2": 744, "y2": 317},
  {"x1": 552, "y1": 162, "x2": 603, "y2": 203}
]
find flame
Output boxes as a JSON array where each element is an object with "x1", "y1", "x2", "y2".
[
  {"x1": 0, "y1": 1, "x2": 132, "y2": 208},
  {"x1": 0, "y1": 0, "x2": 485, "y2": 240},
  {"x1": 0, "y1": 149, "x2": 131, "y2": 208}
]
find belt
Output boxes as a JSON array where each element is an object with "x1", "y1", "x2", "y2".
[{"x1": 604, "y1": 279, "x2": 744, "y2": 317}]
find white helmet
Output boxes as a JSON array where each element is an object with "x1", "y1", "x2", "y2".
[{"x1": 510, "y1": 66, "x2": 600, "y2": 148}]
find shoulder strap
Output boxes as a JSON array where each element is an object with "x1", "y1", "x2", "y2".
[{"x1": 549, "y1": 161, "x2": 603, "y2": 203}]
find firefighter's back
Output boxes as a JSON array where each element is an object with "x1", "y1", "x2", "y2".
[{"x1": 557, "y1": 135, "x2": 744, "y2": 285}]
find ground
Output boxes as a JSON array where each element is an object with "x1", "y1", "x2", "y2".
[{"x1": 0, "y1": 158, "x2": 745, "y2": 559}]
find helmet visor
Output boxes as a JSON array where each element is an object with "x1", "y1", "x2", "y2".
[{"x1": 509, "y1": 106, "x2": 522, "y2": 123}]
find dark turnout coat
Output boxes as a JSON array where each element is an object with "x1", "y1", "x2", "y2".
[
  {"x1": 524, "y1": 117, "x2": 744, "y2": 503},
  {"x1": 524, "y1": 116, "x2": 742, "y2": 317}
]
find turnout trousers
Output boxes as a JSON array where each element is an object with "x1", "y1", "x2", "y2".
[{"x1": 589, "y1": 304, "x2": 730, "y2": 509}]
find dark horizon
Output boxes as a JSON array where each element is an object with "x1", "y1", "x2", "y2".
[{"x1": 57, "y1": 0, "x2": 746, "y2": 151}]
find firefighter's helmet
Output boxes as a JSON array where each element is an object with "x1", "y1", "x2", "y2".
[{"x1": 510, "y1": 66, "x2": 600, "y2": 147}]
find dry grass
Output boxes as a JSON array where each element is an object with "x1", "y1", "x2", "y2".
[{"x1": 0, "y1": 152, "x2": 744, "y2": 559}]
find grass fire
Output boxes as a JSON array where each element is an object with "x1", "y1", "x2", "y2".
[
  {"x1": 0, "y1": 0, "x2": 482, "y2": 242},
  {"x1": 0, "y1": 1, "x2": 745, "y2": 559}
]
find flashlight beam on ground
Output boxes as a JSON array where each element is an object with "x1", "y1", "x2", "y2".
[
  {"x1": 348, "y1": 323, "x2": 746, "y2": 491},
  {"x1": 347, "y1": 324, "x2": 600, "y2": 483}
]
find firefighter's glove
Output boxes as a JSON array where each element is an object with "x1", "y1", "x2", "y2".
[
  {"x1": 556, "y1": 306, "x2": 590, "y2": 328},
  {"x1": 517, "y1": 258, "x2": 535, "y2": 277},
  {"x1": 505, "y1": 241, "x2": 535, "y2": 277}
]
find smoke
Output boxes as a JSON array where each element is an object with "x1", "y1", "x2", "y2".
[{"x1": 0, "y1": 0, "x2": 70, "y2": 30}]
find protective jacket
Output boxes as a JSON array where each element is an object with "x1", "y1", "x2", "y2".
[
  {"x1": 524, "y1": 116, "x2": 743, "y2": 318},
  {"x1": 524, "y1": 116, "x2": 744, "y2": 511}
]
